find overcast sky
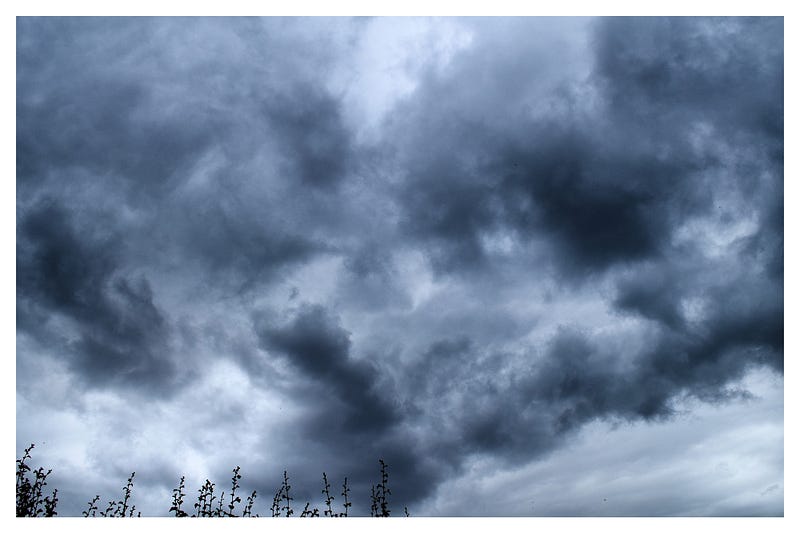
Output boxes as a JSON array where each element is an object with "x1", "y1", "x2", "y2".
[{"x1": 16, "y1": 16, "x2": 783, "y2": 517}]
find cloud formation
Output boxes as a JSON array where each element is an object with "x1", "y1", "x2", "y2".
[{"x1": 16, "y1": 17, "x2": 782, "y2": 516}]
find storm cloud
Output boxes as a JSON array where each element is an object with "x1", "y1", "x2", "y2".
[{"x1": 16, "y1": 17, "x2": 782, "y2": 516}]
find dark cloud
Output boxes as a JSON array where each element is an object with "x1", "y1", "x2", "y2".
[
  {"x1": 264, "y1": 87, "x2": 355, "y2": 189},
  {"x1": 495, "y1": 137, "x2": 675, "y2": 275},
  {"x1": 256, "y1": 304, "x2": 400, "y2": 433},
  {"x1": 16, "y1": 17, "x2": 782, "y2": 516},
  {"x1": 17, "y1": 20, "x2": 218, "y2": 198},
  {"x1": 594, "y1": 17, "x2": 783, "y2": 142},
  {"x1": 353, "y1": 15, "x2": 783, "y2": 502},
  {"x1": 251, "y1": 304, "x2": 445, "y2": 514},
  {"x1": 386, "y1": 17, "x2": 782, "y2": 280},
  {"x1": 16, "y1": 16, "x2": 347, "y2": 309},
  {"x1": 17, "y1": 200, "x2": 180, "y2": 395},
  {"x1": 162, "y1": 196, "x2": 322, "y2": 294},
  {"x1": 614, "y1": 266, "x2": 686, "y2": 330}
]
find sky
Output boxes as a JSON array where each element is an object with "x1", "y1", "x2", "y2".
[{"x1": 15, "y1": 16, "x2": 784, "y2": 517}]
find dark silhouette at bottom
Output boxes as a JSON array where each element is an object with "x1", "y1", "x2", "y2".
[{"x1": 16, "y1": 443, "x2": 408, "y2": 517}]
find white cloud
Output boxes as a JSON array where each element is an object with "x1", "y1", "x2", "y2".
[{"x1": 417, "y1": 367, "x2": 783, "y2": 516}]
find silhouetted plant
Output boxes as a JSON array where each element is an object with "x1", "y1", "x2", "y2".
[
  {"x1": 242, "y1": 489, "x2": 258, "y2": 517},
  {"x1": 270, "y1": 487, "x2": 281, "y2": 516},
  {"x1": 370, "y1": 485, "x2": 378, "y2": 517},
  {"x1": 228, "y1": 466, "x2": 242, "y2": 516},
  {"x1": 322, "y1": 472, "x2": 335, "y2": 516},
  {"x1": 19, "y1": 443, "x2": 409, "y2": 517},
  {"x1": 98, "y1": 472, "x2": 140, "y2": 517},
  {"x1": 370, "y1": 459, "x2": 391, "y2": 517},
  {"x1": 16, "y1": 444, "x2": 58, "y2": 517},
  {"x1": 169, "y1": 476, "x2": 188, "y2": 517},
  {"x1": 300, "y1": 502, "x2": 320, "y2": 517},
  {"x1": 194, "y1": 479, "x2": 216, "y2": 517},
  {"x1": 270, "y1": 470, "x2": 295, "y2": 517},
  {"x1": 341, "y1": 476, "x2": 351, "y2": 517},
  {"x1": 83, "y1": 495, "x2": 100, "y2": 517},
  {"x1": 377, "y1": 459, "x2": 391, "y2": 517}
]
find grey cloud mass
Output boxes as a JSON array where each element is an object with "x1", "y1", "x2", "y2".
[
  {"x1": 16, "y1": 16, "x2": 782, "y2": 517},
  {"x1": 256, "y1": 304, "x2": 400, "y2": 433}
]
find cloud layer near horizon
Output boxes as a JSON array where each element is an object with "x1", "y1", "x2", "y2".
[{"x1": 16, "y1": 17, "x2": 783, "y2": 516}]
